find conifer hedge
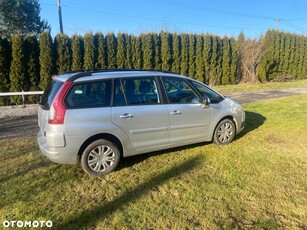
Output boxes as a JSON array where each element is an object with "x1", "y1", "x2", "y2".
[{"x1": 2, "y1": 30, "x2": 307, "y2": 104}]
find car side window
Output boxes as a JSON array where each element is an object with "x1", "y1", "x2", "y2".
[
  {"x1": 113, "y1": 77, "x2": 160, "y2": 106},
  {"x1": 65, "y1": 80, "x2": 111, "y2": 108},
  {"x1": 189, "y1": 80, "x2": 224, "y2": 103},
  {"x1": 162, "y1": 77, "x2": 200, "y2": 104}
]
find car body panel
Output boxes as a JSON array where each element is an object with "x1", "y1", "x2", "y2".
[
  {"x1": 168, "y1": 103, "x2": 212, "y2": 143},
  {"x1": 112, "y1": 104, "x2": 170, "y2": 152}
]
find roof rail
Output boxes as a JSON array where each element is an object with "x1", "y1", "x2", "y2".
[
  {"x1": 63, "y1": 69, "x2": 180, "y2": 82},
  {"x1": 63, "y1": 69, "x2": 179, "y2": 74}
]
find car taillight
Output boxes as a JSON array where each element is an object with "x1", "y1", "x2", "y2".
[{"x1": 48, "y1": 82, "x2": 72, "y2": 125}]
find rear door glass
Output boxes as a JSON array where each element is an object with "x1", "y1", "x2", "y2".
[
  {"x1": 39, "y1": 80, "x2": 63, "y2": 110},
  {"x1": 113, "y1": 77, "x2": 160, "y2": 106}
]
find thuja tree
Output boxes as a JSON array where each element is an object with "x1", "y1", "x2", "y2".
[
  {"x1": 71, "y1": 34, "x2": 84, "y2": 71},
  {"x1": 95, "y1": 32, "x2": 106, "y2": 69},
  {"x1": 273, "y1": 31, "x2": 281, "y2": 76},
  {"x1": 132, "y1": 35, "x2": 142, "y2": 69},
  {"x1": 221, "y1": 36, "x2": 231, "y2": 84},
  {"x1": 288, "y1": 34, "x2": 297, "y2": 77},
  {"x1": 10, "y1": 34, "x2": 27, "y2": 104},
  {"x1": 160, "y1": 31, "x2": 172, "y2": 71},
  {"x1": 281, "y1": 32, "x2": 291, "y2": 76},
  {"x1": 125, "y1": 34, "x2": 133, "y2": 69},
  {"x1": 180, "y1": 33, "x2": 189, "y2": 76},
  {"x1": 278, "y1": 32, "x2": 286, "y2": 75},
  {"x1": 257, "y1": 30, "x2": 276, "y2": 82},
  {"x1": 0, "y1": 37, "x2": 11, "y2": 105},
  {"x1": 297, "y1": 35, "x2": 306, "y2": 79},
  {"x1": 303, "y1": 38, "x2": 307, "y2": 78},
  {"x1": 24, "y1": 34, "x2": 40, "y2": 103},
  {"x1": 105, "y1": 32, "x2": 117, "y2": 69},
  {"x1": 236, "y1": 32, "x2": 245, "y2": 82},
  {"x1": 54, "y1": 33, "x2": 71, "y2": 74},
  {"x1": 195, "y1": 34, "x2": 204, "y2": 82},
  {"x1": 229, "y1": 37, "x2": 238, "y2": 84},
  {"x1": 215, "y1": 37, "x2": 223, "y2": 84},
  {"x1": 203, "y1": 34, "x2": 212, "y2": 84},
  {"x1": 39, "y1": 31, "x2": 53, "y2": 90},
  {"x1": 83, "y1": 32, "x2": 95, "y2": 70},
  {"x1": 141, "y1": 33, "x2": 155, "y2": 69},
  {"x1": 188, "y1": 34, "x2": 196, "y2": 79},
  {"x1": 117, "y1": 32, "x2": 126, "y2": 69},
  {"x1": 153, "y1": 33, "x2": 161, "y2": 70},
  {"x1": 171, "y1": 33, "x2": 180, "y2": 74},
  {"x1": 209, "y1": 36, "x2": 219, "y2": 85}
]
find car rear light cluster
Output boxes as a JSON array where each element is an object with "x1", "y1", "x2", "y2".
[{"x1": 48, "y1": 82, "x2": 72, "y2": 125}]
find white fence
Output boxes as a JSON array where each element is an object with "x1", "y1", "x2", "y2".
[{"x1": 0, "y1": 91, "x2": 44, "y2": 105}]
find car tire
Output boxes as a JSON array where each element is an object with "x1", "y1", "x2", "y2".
[
  {"x1": 213, "y1": 119, "x2": 236, "y2": 145},
  {"x1": 81, "y1": 139, "x2": 120, "y2": 176}
]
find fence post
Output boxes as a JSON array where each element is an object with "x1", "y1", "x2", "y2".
[{"x1": 22, "y1": 90, "x2": 25, "y2": 107}]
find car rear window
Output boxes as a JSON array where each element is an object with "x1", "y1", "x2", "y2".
[
  {"x1": 65, "y1": 80, "x2": 112, "y2": 108},
  {"x1": 39, "y1": 80, "x2": 64, "y2": 110}
]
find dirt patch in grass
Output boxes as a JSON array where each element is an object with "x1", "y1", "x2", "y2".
[{"x1": 265, "y1": 135, "x2": 288, "y2": 144}]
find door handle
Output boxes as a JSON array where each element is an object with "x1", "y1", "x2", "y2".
[
  {"x1": 120, "y1": 113, "x2": 134, "y2": 119},
  {"x1": 170, "y1": 110, "x2": 182, "y2": 115}
]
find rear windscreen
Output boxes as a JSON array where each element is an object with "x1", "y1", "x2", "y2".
[{"x1": 39, "y1": 81, "x2": 63, "y2": 110}]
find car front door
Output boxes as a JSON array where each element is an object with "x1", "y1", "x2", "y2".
[
  {"x1": 112, "y1": 77, "x2": 169, "y2": 152},
  {"x1": 161, "y1": 77, "x2": 212, "y2": 144}
]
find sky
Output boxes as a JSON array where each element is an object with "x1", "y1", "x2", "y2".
[{"x1": 39, "y1": 0, "x2": 307, "y2": 38}]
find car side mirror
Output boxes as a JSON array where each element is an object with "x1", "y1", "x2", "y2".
[{"x1": 201, "y1": 96, "x2": 210, "y2": 108}]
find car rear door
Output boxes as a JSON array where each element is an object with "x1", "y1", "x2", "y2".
[{"x1": 112, "y1": 76, "x2": 170, "y2": 152}]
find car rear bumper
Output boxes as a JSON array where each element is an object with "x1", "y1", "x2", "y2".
[{"x1": 37, "y1": 130, "x2": 77, "y2": 164}]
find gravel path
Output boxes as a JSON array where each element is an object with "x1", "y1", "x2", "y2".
[
  {"x1": 1, "y1": 86, "x2": 307, "y2": 141},
  {"x1": 0, "y1": 104, "x2": 39, "y2": 140},
  {"x1": 226, "y1": 86, "x2": 307, "y2": 104},
  {"x1": 0, "y1": 104, "x2": 38, "y2": 119}
]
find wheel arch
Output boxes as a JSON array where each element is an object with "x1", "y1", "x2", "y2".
[
  {"x1": 212, "y1": 115, "x2": 237, "y2": 140},
  {"x1": 78, "y1": 133, "x2": 124, "y2": 160}
]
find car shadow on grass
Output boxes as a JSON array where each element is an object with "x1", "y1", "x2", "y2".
[
  {"x1": 53, "y1": 155, "x2": 203, "y2": 230},
  {"x1": 237, "y1": 111, "x2": 266, "y2": 139},
  {"x1": 0, "y1": 159, "x2": 52, "y2": 184},
  {"x1": 0, "y1": 161, "x2": 82, "y2": 209},
  {"x1": 116, "y1": 141, "x2": 207, "y2": 172}
]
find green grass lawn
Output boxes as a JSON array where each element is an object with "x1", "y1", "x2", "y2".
[
  {"x1": 1, "y1": 94, "x2": 306, "y2": 229},
  {"x1": 214, "y1": 79, "x2": 307, "y2": 94}
]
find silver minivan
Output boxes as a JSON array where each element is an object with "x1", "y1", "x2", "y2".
[{"x1": 38, "y1": 70, "x2": 245, "y2": 176}]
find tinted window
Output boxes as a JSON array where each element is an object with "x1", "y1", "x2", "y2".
[
  {"x1": 113, "y1": 77, "x2": 160, "y2": 106},
  {"x1": 40, "y1": 80, "x2": 63, "y2": 110},
  {"x1": 65, "y1": 80, "x2": 111, "y2": 108},
  {"x1": 162, "y1": 77, "x2": 200, "y2": 104},
  {"x1": 190, "y1": 80, "x2": 224, "y2": 103}
]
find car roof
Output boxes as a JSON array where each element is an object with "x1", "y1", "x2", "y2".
[{"x1": 52, "y1": 70, "x2": 188, "y2": 82}]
